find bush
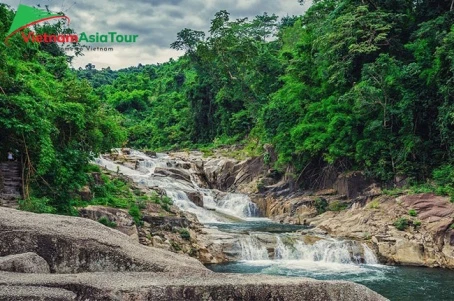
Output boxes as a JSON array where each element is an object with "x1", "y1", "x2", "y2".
[
  {"x1": 98, "y1": 216, "x2": 117, "y2": 228},
  {"x1": 314, "y1": 198, "x2": 328, "y2": 215},
  {"x1": 394, "y1": 217, "x2": 409, "y2": 231},
  {"x1": 18, "y1": 197, "x2": 56, "y2": 214},
  {"x1": 128, "y1": 204, "x2": 142, "y2": 226},
  {"x1": 179, "y1": 228, "x2": 191, "y2": 240},
  {"x1": 328, "y1": 201, "x2": 348, "y2": 212},
  {"x1": 408, "y1": 209, "x2": 417, "y2": 217},
  {"x1": 413, "y1": 220, "x2": 421, "y2": 228},
  {"x1": 368, "y1": 199, "x2": 380, "y2": 210}
]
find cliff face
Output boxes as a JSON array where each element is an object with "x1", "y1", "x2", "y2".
[{"x1": 0, "y1": 207, "x2": 386, "y2": 301}]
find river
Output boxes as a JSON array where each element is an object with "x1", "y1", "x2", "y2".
[{"x1": 97, "y1": 150, "x2": 454, "y2": 301}]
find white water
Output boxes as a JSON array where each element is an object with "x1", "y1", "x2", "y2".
[
  {"x1": 239, "y1": 235, "x2": 378, "y2": 265},
  {"x1": 96, "y1": 149, "x2": 380, "y2": 274},
  {"x1": 240, "y1": 235, "x2": 269, "y2": 261},
  {"x1": 95, "y1": 150, "x2": 259, "y2": 223}
]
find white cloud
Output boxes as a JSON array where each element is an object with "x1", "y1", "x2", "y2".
[{"x1": 2, "y1": 0, "x2": 312, "y2": 69}]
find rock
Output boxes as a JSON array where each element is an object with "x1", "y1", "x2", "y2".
[
  {"x1": 0, "y1": 272, "x2": 387, "y2": 301},
  {"x1": 0, "y1": 207, "x2": 386, "y2": 300},
  {"x1": 78, "y1": 185, "x2": 93, "y2": 202},
  {"x1": 154, "y1": 167, "x2": 192, "y2": 183},
  {"x1": 90, "y1": 172, "x2": 104, "y2": 185},
  {"x1": 144, "y1": 150, "x2": 157, "y2": 157},
  {"x1": 0, "y1": 207, "x2": 206, "y2": 274},
  {"x1": 0, "y1": 285, "x2": 76, "y2": 301},
  {"x1": 393, "y1": 240, "x2": 424, "y2": 265},
  {"x1": 142, "y1": 215, "x2": 190, "y2": 231},
  {"x1": 333, "y1": 171, "x2": 373, "y2": 199},
  {"x1": 186, "y1": 191, "x2": 203, "y2": 207},
  {"x1": 0, "y1": 253, "x2": 50, "y2": 273},
  {"x1": 78, "y1": 206, "x2": 139, "y2": 241}
]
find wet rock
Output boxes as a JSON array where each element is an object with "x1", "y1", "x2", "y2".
[
  {"x1": 186, "y1": 191, "x2": 203, "y2": 207},
  {"x1": 0, "y1": 253, "x2": 50, "y2": 274},
  {"x1": 154, "y1": 167, "x2": 191, "y2": 183}
]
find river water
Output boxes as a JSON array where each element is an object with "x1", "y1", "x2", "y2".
[{"x1": 97, "y1": 150, "x2": 454, "y2": 301}]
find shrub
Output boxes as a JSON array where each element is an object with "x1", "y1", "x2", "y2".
[
  {"x1": 368, "y1": 199, "x2": 380, "y2": 210},
  {"x1": 129, "y1": 204, "x2": 142, "y2": 226},
  {"x1": 328, "y1": 201, "x2": 348, "y2": 212},
  {"x1": 18, "y1": 197, "x2": 56, "y2": 214},
  {"x1": 314, "y1": 198, "x2": 328, "y2": 215},
  {"x1": 408, "y1": 209, "x2": 417, "y2": 217},
  {"x1": 394, "y1": 217, "x2": 409, "y2": 231},
  {"x1": 98, "y1": 216, "x2": 117, "y2": 228},
  {"x1": 413, "y1": 220, "x2": 421, "y2": 228},
  {"x1": 179, "y1": 228, "x2": 191, "y2": 240}
]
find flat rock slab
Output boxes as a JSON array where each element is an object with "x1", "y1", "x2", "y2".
[
  {"x1": 0, "y1": 272, "x2": 388, "y2": 301},
  {"x1": 0, "y1": 285, "x2": 76, "y2": 301}
]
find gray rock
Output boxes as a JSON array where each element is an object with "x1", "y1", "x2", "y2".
[
  {"x1": 0, "y1": 285, "x2": 76, "y2": 301},
  {"x1": 0, "y1": 272, "x2": 388, "y2": 301},
  {"x1": 0, "y1": 208, "x2": 387, "y2": 300},
  {"x1": 0, "y1": 253, "x2": 50, "y2": 273},
  {"x1": 0, "y1": 207, "x2": 206, "y2": 274}
]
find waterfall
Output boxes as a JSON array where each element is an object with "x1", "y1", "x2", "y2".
[
  {"x1": 239, "y1": 236, "x2": 269, "y2": 261},
  {"x1": 94, "y1": 151, "x2": 260, "y2": 223},
  {"x1": 214, "y1": 194, "x2": 260, "y2": 218},
  {"x1": 362, "y1": 244, "x2": 378, "y2": 264},
  {"x1": 239, "y1": 235, "x2": 378, "y2": 265}
]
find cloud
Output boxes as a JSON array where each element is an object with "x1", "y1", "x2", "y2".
[{"x1": 2, "y1": 0, "x2": 311, "y2": 69}]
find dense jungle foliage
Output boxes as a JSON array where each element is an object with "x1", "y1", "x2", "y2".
[
  {"x1": 1, "y1": 0, "x2": 454, "y2": 214},
  {"x1": 80, "y1": 0, "x2": 454, "y2": 185},
  {"x1": 0, "y1": 4, "x2": 126, "y2": 213}
]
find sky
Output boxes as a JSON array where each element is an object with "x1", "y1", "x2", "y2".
[{"x1": 2, "y1": 0, "x2": 311, "y2": 69}]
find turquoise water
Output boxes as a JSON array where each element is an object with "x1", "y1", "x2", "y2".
[
  {"x1": 207, "y1": 260, "x2": 454, "y2": 300},
  {"x1": 205, "y1": 220, "x2": 454, "y2": 301}
]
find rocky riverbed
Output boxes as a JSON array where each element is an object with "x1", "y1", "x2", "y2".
[{"x1": 0, "y1": 207, "x2": 386, "y2": 300}]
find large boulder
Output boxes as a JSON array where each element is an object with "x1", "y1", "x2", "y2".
[
  {"x1": 0, "y1": 272, "x2": 387, "y2": 301},
  {"x1": 0, "y1": 207, "x2": 206, "y2": 274},
  {"x1": 0, "y1": 253, "x2": 50, "y2": 274}
]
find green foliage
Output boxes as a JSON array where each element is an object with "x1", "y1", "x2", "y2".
[
  {"x1": 179, "y1": 228, "x2": 191, "y2": 240},
  {"x1": 368, "y1": 199, "x2": 381, "y2": 210},
  {"x1": 314, "y1": 198, "x2": 328, "y2": 215},
  {"x1": 128, "y1": 204, "x2": 142, "y2": 226},
  {"x1": 394, "y1": 217, "x2": 410, "y2": 231},
  {"x1": 98, "y1": 216, "x2": 117, "y2": 228},
  {"x1": 327, "y1": 201, "x2": 348, "y2": 212},
  {"x1": 433, "y1": 165, "x2": 454, "y2": 200},
  {"x1": 408, "y1": 209, "x2": 417, "y2": 217},
  {"x1": 413, "y1": 220, "x2": 422, "y2": 228},
  {"x1": 0, "y1": 4, "x2": 126, "y2": 214},
  {"x1": 18, "y1": 197, "x2": 55, "y2": 214}
]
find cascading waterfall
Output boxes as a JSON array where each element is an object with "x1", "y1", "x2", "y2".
[
  {"x1": 239, "y1": 235, "x2": 378, "y2": 265},
  {"x1": 214, "y1": 194, "x2": 260, "y2": 218},
  {"x1": 239, "y1": 235, "x2": 269, "y2": 261},
  {"x1": 95, "y1": 150, "x2": 259, "y2": 223},
  {"x1": 96, "y1": 149, "x2": 380, "y2": 271}
]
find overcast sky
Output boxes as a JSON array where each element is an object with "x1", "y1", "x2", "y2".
[{"x1": 2, "y1": 0, "x2": 311, "y2": 69}]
